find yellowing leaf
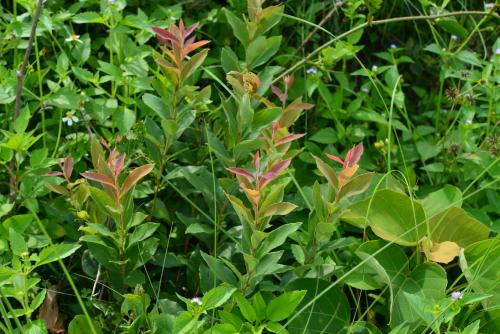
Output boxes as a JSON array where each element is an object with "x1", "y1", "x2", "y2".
[{"x1": 422, "y1": 239, "x2": 460, "y2": 264}]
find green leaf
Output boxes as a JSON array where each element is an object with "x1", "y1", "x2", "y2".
[
  {"x1": 344, "y1": 189, "x2": 427, "y2": 246},
  {"x1": 114, "y1": 107, "x2": 136, "y2": 134},
  {"x1": 314, "y1": 156, "x2": 339, "y2": 189},
  {"x1": 200, "y1": 252, "x2": 238, "y2": 285},
  {"x1": 252, "y1": 107, "x2": 281, "y2": 131},
  {"x1": 460, "y1": 239, "x2": 500, "y2": 312},
  {"x1": 127, "y1": 223, "x2": 159, "y2": 250},
  {"x1": 233, "y1": 291, "x2": 256, "y2": 322},
  {"x1": 35, "y1": 243, "x2": 81, "y2": 267},
  {"x1": 181, "y1": 49, "x2": 208, "y2": 83},
  {"x1": 260, "y1": 202, "x2": 297, "y2": 218},
  {"x1": 221, "y1": 47, "x2": 241, "y2": 73},
  {"x1": 223, "y1": 9, "x2": 249, "y2": 47},
  {"x1": 266, "y1": 290, "x2": 306, "y2": 322},
  {"x1": 429, "y1": 207, "x2": 490, "y2": 248},
  {"x1": 68, "y1": 315, "x2": 102, "y2": 334},
  {"x1": 337, "y1": 173, "x2": 374, "y2": 201},
  {"x1": 256, "y1": 223, "x2": 301, "y2": 259},
  {"x1": 416, "y1": 140, "x2": 441, "y2": 161},
  {"x1": 237, "y1": 93, "x2": 254, "y2": 130},
  {"x1": 291, "y1": 244, "x2": 305, "y2": 265},
  {"x1": 309, "y1": 128, "x2": 336, "y2": 144},
  {"x1": 13, "y1": 106, "x2": 30, "y2": 133},
  {"x1": 420, "y1": 185, "x2": 462, "y2": 218},
  {"x1": 456, "y1": 50, "x2": 482, "y2": 67},
  {"x1": 201, "y1": 285, "x2": 236, "y2": 311},
  {"x1": 286, "y1": 279, "x2": 350, "y2": 333},
  {"x1": 246, "y1": 36, "x2": 282, "y2": 69},
  {"x1": 73, "y1": 12, "x2": 105, "y2": 24},
  {"x1": 142, "y1": 93, "x2": 170, "y2": 119},
  {"x1": 436, "y1": 18, "x2": 468, "y2": 38},
  {"x1": 391, "y1": 263, "x2": 447, "y2": 328},
  {"x1": 9, "y1": 228, "x2": 27, "y2": 256}
]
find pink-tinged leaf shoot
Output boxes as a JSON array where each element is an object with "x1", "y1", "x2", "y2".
[
  {"x1": 284, "y1": 74, "x2": 294, "y2": 90},
  {"x1": 226, "y1": 167, "x2": 255, "y2": 181},
  {"x1": 183, "y1": 40, "x2": 210, "y2": 57},
  {"x1": 325, "y1": 153, "x2": 345, "y2": 166},
  {"x1": 271, "y1": 85, "x2": 287, "y2": 104},
  {"x1": 253, "y1": 151, "x2": 260, "y2": 171},
  {"x1": 296, "y1": 102, "x2": 315, "y2": 110},
  {"x1": 81, "y1": 172, "x2": 116, "y2": 188},
  {"x1": 115, "y1": 154, "x2": 126, "y2": 178},
  {"x1": 43, "y1": 171, "x2": 63, "y2": 177},
  {"x1": 183, "y1": 22, "x2": 199, "y2": 38},
  {"x1": 275, "y1": 133, "x2": 305, "y2": 147},
  {"x1": 120, "y1": 164, "x2": 155, "y2": 198},
  {"x1": 261, "y1": 158, "x2": 292, "y2": 184},
  {"x1": 344, "y1": 143, "x2": 364, "y2": 167},
  {"x1": 63, "y1": 156, "x2": 74, "y2": 181},
  {"x1": 152, "y1": 26, "x2": 179, "y2": 43}
]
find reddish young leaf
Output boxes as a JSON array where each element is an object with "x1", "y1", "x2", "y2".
[
  {"x1": 272, "y1": 121, "x2": 280, "y2": 137},
  {"x1": 43, "y1": 171, "x2": 63, "y2": 177},
  {"x1": 100, "y1": 138, "x2": 110, "y2": 150},
  {"x1": 152, "y1": 26, "x2": 179, "y2": 43},
  {"x1": 120, "y1": 164, "x2": 155, "y2": 198},
  {"x1": 271, "y1": 85, "x2": 286, "y2": 104},
  {"x1": 115, "y1": 154, "x2": 126, "y2": 178},
  {"x1": 296, "y1": 102, "x2": 315, "y2": 110},
  {"x1": 184, "y1": 22, "x2": 199, "y2": 38},
  {"x1": 344, "y1": 143, "x2": 364, "y2": 167},
  {"x1": 284, "y1": 74, "x2": 294, "y2": 90},
  {"x1": 183, "y1": 40, "x2": 210, "y2": 57},
  {"x1": 253, "y1": 151, "x2": 260, "y2": 171},
  {"x1": 81, "y1": 172, "x2": 116, "y2": 188},
  {"x1": 325, "y1": 153, "x2": 345, "y2": 166},
  {"x1": 261, "y1": 158, "x2": 292, "y2": 186},
  {"x1": 226, "y1": 167, "x2": 255, "y2": 181},
  {"x1": 63, "y1": 156, "x2": 74, "y2": 181},
  {"x1": 275, "y1": 133, "x2": 305, "y2": 147}
]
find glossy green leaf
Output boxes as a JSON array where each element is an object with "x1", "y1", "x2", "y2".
[{"x1": 266, "y1": 290, "x2": 306, "y2": 322}]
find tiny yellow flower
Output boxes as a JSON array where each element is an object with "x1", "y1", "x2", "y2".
[
  {"x1": 77, "y1": 210, "x2": 89, "y2": 220},
  {"x1": 374, "y1": 140, "x2": 385, "y2": 149}
]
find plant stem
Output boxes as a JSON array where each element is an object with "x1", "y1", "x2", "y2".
[{"x1": 9, "y1": 0, "x2": 44, "y2": 202}]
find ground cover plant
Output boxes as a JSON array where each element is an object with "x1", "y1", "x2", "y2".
[{"x1": 0, "y1": 0, "x2": 499, "y2": 333}]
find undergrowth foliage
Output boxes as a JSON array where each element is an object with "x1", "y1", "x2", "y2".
[{"x1": 0, "y1": 0, "x2": 499, "y2": 333}]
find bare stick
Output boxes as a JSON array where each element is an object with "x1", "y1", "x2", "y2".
[{"x1": 9, "y1": 0, "x2": 44, "y2": 202}]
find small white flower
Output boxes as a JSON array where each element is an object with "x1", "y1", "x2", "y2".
[
  {"x1": 450, "y1": 291, "x2": 464, "y2": 300},
  {"x1": 62, "y1": 111, "x2": 79, "y2": 126},
  {"x1": 65, "y1": 34, "x2": 82, "y2": 43},
  {"x1": 390, "y1": 44, "x2": 397, "y2": 49},
  {"x1": 451, "y1": 35, "x2": 458, "y2": 41},
  {"x1": 465, "y1": 119, "x2": 472, "y2": 125},
  {"x1": 484, "y1": 3, "x2": 494, "y2": 10},
  {"x1": 496, "y1": 48, "x2": 500, "y2": 55},
  {"x1": 306, "y1": 67, "x2": 317, "y2": 75},
  {"x1": 361, "y1": 87, "x2": 369, "y2": 93},
  {"x1": 371, "y1": 65, "x2": 379, "y2": 72},
  {"x1": 191, "y1": 297, "x2": 202, "y2": 306},
  {"x1": 442, "y1": 108, "x2": 448, "y2": 113}
]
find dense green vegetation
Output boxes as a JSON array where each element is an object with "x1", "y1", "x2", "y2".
[{"x1": 0, "y1": 0, "x2": 499, "y2": 333}]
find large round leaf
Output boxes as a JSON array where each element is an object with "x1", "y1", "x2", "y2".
[
  {"x1": 391, "y1": 263, "x2": 447, "y2": 329},
  {"x1": 285, "y1": 278, "x2": 350, "y2": 334},
  {"x1": 341, "y1": 189, "x2": 427, "y2": 246}
]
